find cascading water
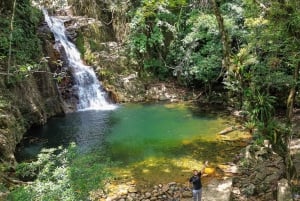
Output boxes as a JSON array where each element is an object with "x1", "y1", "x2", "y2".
[{"x1": 43, "y1": 9, "x2": 116, "y2": 111}]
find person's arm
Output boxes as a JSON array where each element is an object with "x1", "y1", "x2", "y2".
[{"x1": 200, "y1": 161, "x2": 209, "y2": 174}]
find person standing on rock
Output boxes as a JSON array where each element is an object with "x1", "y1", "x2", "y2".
[{"x1": 189, "y1": 161, "x2": 208, "y2": 201}]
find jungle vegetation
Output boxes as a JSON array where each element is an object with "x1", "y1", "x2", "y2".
[
  {"x1": 1, "y1": 0, "x2": 300, "y2": 200},
  {"x1": 126, "y1": 0, "x2": 300, "y2": 154}
]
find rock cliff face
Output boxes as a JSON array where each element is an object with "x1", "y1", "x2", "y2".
[
  {"x1": 0, "y1": 23, "x2": 64, "y2": 166},
  {"x1": 0, "y1": 76, "x2": 63, "y2": 165}
]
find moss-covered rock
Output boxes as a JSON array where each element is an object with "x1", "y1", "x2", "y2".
[{"x1": 0, "y1": 0, "x2": 64, "y2": 172}]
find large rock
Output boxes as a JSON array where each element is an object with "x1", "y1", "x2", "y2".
[
  {"x1": 69, "y1": 0, "x2": 130, "y2": 42},
  {"x1": 0, "y1": 68, "x2": 64, "y2": 163},
  {"x1": 277, "y1": 178, "x2": 293, "y2": 201},
  {"x1": 230, "y1": 145, "x2": 286, "y2": 201}
]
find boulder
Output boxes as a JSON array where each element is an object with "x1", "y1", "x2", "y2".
[
  {"x1": 277, "y1": 179, "x2": 293, "y2": 201},
  {"x1": 230, "y1": 145, "x2": 286, "y2": 201}
]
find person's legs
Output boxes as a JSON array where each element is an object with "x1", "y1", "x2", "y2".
[
  {"x1": 192, "y1": 189, "x2": 201, "y2": 201},
  {"x1": 198, "y1": 188, "x2": 202, "y2": 201}
]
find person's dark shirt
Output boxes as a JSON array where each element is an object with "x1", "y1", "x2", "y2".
[{"x1": 189, "y1": 172, "x2": 202, "y2": 190}]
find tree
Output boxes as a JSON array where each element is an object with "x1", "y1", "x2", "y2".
[
  {"x1": 128, "y1": 0, "x2": 188, "y2": 78},
  {"x1": 243, "y1": 0, "x2": 300, "y2": 123},
  {"x1": 211, "y1": 0, "x2": 230, "y2": 73},
  {"x1": 0, "y1": 0, "x2": 44, "y2": 84},
  {"x1": 7, "y1": 0, "x2": 17, "y2": 82}
]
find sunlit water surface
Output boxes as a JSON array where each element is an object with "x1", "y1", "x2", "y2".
[{"x1": 18, "y1": 103, "x2": 248, "y2": 187}]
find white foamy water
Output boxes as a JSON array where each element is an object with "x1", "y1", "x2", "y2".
[{"x1": 43, "y1": 9, "x2": 116, "y2": 111}]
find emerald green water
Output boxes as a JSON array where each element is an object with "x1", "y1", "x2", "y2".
[
  {"x1": 19, "y1": 103, "x2": 248, "y2": 187},
  {"x1": 106, "y1": 103, "x2": 225, "y2": 163}
]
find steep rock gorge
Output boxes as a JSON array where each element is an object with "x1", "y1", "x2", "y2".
[
  {"x1": 0, "y1": 70, "x2": 63, "y2": 164},
  {"x1": 0, "y1": 66, "x2": 64, "y2": 167},
  {"x1": 0, "y1": 2, "x2": 64, "y2": 174}
]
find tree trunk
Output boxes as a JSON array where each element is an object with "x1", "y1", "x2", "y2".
[
  {"x1": 7, "y1": 0, "x2": 17, "y2": 83},
  {"x1": 211, "y1": 0, "x2": 230, "y2": 72},
  {"x1": 287, "y1": 62, "x2": 299, "y2": 123}
]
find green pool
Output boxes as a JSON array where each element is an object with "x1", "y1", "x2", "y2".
[{"x1": 18, "y1": 103, "x2": 249, "y2": 188}]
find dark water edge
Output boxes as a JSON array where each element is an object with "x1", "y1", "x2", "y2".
[{"x1": 15, "y1": 109, "x2": 114, "y2": 161}]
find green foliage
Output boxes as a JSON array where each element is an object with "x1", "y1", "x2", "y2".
[
  {"x1": 128, "y1": 0, "x2": 186, "y2": 77},
  {"x1": 3, "y1": 56, "x2": 49, "y2": 85},
  {"x1": 0, "y1": 1, "x2": 43, "y2": 64},
  {"x1": 9, "y1": 145, "x2": 76, "y2": 201},
  {"x1": 144, "y1": 58, "x2": 168, "y2": 79},
  {"x1": 244, "y1": 89, "x2": 275, "y2": 125},
  {"x1": 268, "y1": 121, "x2": 291, "y2": 155},
  {"x1": 244, "y1": 120, "x2": 255, "y2": 134},
  {"x1": 88, "y1": 39, "x2": 100, "y2": 52},
  {"x1": 240, "y1": 0, "x2": 300, "y2": 88},
  {"x1": 69, "y1": 151, "x2": 113, "y2": 200},
  {"x1": 129, "y1": 33, "x2": 147, "y2": 54},
  {"x1": 75, "y1": 32, "x2": 85, "y2": 56},
  {"x1": 9, "y1": 143, "x2": 114, "y2": 201},
  {"x1": 0, "y1": 0, "x2": 43, "y2": 85},
  {"x1": 167, "y1": 11, "x2": 223, "y2": 89},
  {"x1": 242, "y1": 85, "x2": 291, "y2": 154},
  {"x1": 242, "y1": 86, "x2": 279, "y2": 145},
  {"x1": 223, "y1": 2, "x2": 300, "y2": 153},
  {"x1": 253, "y1": 119, "x2": 291, "y2": 156},
  {"x1": 7, "y1": 186, "x2": 33, "y2": 201},
  {"x1": 128, "y1": 0, "x2": 245, "y2": 89},
  {"x1": 8, "y1": 63, "x2": 39, "y2": 84}
]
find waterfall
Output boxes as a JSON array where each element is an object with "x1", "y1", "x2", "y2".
[{"x1": 43, "y1": 9, "x2": 116, "y2": 111}]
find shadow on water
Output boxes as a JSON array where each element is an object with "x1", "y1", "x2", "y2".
[{"x1": 16, "y1": 110, "x2": 117, "y2": 161}]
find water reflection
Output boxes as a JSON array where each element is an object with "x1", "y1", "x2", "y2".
[{"x1": 17, "y1": 110, "x2": 114, "y2": 160}]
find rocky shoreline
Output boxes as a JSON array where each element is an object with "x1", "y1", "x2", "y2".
[
  {"x1": 90, "y1": 181, "x2": 191, "y2": 201},
  {"x1": 89, "y1": 175, "x2": 233, "y2": 201},
  {"x1": 230, "y1": 144, "x2": 286, "y2": 201},
  {"x1": 85, "y1": 140, "x2": 299, "y2": 201}
]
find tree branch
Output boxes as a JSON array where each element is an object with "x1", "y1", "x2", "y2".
[{"x1": 7, "y1": 0, "x2": 17, "y2": 83}]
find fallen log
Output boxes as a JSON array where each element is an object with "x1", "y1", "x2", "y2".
[
  {"x1": 219, "y1": 126, "x2": 235, "y2": 135},
  {"x1": 218, "y1": 125, "x2": 243, "y2": 135}
]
